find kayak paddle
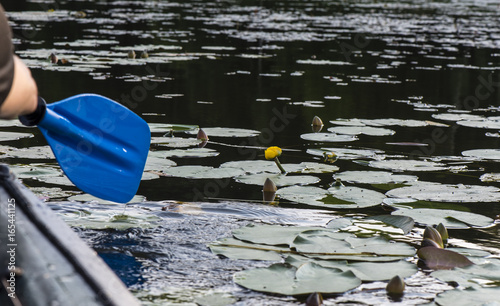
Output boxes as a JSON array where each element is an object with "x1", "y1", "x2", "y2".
[{"x1": 19, "y1": 94, "x2": 150, "y2": 203}]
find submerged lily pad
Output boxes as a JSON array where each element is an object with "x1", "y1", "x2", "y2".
[
  {"x1": 327, "y1": 126, "x2": 395, "y2": 136},
  {"x1": 334, "y1": 171, "x2": 418, "y2": 185},
  {"x1": 462, "y1": 149, "x2": 500, "y2": 160},
  {"x1": 277, "y1": 185, "x2": 386, "y2": 209},
  {"x1": 234, "y1": 262, "x2": 361, "y2": 296},
  {"x1": 300, "y1": 133, "x2": 358, "y2": 142},
  {"x1": 386, "y1": 183, "x2": 500, "y2": 203},
  {"x1": 391, "y1": 208, "x2": 494, "y2": 229},
  {"x1": 368, "y1": 159, "x2": 449, "y2": 171},
  {"x1": 235, "y1": 173, "x2": 320, "y2": 187},
  {"x1": 185, "y1": 127, "x2": 260, "y2": 138}
]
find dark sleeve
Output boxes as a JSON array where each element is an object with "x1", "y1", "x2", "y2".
[{"x1": 0, "y1": 4, "x2": 14, "y2": 106}]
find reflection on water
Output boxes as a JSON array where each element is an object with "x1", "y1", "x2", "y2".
[{"x1": 3, "y1": 0, "x2": 500, "y2": 304}]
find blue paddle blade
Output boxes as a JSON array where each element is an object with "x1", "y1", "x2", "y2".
[{"x1": 37, "y1": 94, "x2": 150, "y2": 203}]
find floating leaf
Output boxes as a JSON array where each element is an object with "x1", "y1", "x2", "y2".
[
  {"x1": 161, "y1": 165, "x2": 245, "y2": 179},
  {"x1": 235, "y1": 173, "x2": 320, "y2": 187},
  {"x1": 300, "y1": 133, "x2": 358, "y2": 142},
  {"x1": 480, "y1": 173, "x2": 500, "y2": 182},
  {"x1": 186, "y1": 127, "x2": 260, "y2": 138},
  {"x1": 297, "y1": 162, "x2": 339, "y2": 173},
  {"x1": 431, "y1": 259, "x2": 500, "y2": 289},
  {"x1": 144, "y1": 152, "x2": 177, "y2": 171},
  {"x1": 434, "y1": 287, "x2": 500, "y2": 305},
  {"x1": 286, "y1": 255, "x2": 416, "y2": 282},
  {"x1": 220, "y1": 160, "x2": 304, "y2": 174},
  {"x1": 233, "y1": 262, "x2": 361, "y2": 296},
  {"x1": 368, "y1": 215, "x2": 415, "y2": 235},
  {"x1": 151, "y1": 137, "x2": 201, "y2": 148},
  {"x1": 155, "y1": 148, "x2": 220, "y2": 158},
  {"x1": 209, "y1": 238, "x2": 283, "y2": 261},
  {"x1": 148, "y1": 123, "x2": 199, "y2": 133},
  {"x1": 232, "y1": 224, "x2": 324, "y2": 246},
  {"x1": 307, "y1": 147, "x2": 384, "y2": 160},
  {"x1": 368, "y1": 160, "x2": 448, "y2": 171},
  {"x1": 10, "y1": 164, "x2": 62, "y2": 179},
  {"x1": 386, "y1": 183, "x2": 500, "y2": 202},
  {"x1": 334, "y1": 171, "x2": 418, "y2": 185},
  {"x1": 431, "y1": 113, "x2": 483, "y2": 122},
  {"x1": 417, "y1": 247, "x2": 474, "y2": 270},
  {"x1": 0, "y1": 131, "x2": 33, "y2": 141},
  {"x1": 277, "y1": 185, "x2": 386, "y2": 209},
  {"x1": 391, "y1": 208, "x2": 494, "y2": 229},
  {"x1": 462, "y1": 149, "x2": 500, "y2": 160},
  {"x1": 457, "y1": 118, "x2": 500, "y2": 129},
  {"x1": 327, "y1": 126, "x2": 395, "y2": 136}
]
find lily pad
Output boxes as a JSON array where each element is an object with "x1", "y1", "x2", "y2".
[
  {"x1": 161, "y1": 165, "x2": 245, "y2": 179},
  {"x1": 0, "y1": 145, "x2": 55, "y2": 159},
  {"x1": 151, "y1": 136, "x2": 201, "y2": 148},
  {"x1": 185, "y1": 127, "x2": 260, "y2": 138},
  {"x1": 10, "y1": 164, "x2": 62, "y2": 179},
  {"x1": 235, "y1": 173, "x2": 320, "y2": 187},
  {"x1": 327, "y1": 126, "x2": 395, "y2": 136},
  {"x1": 232, "y1": 224, "x2": 324, "y2": 246},
  {"x1": 296, "y1": 162, "x2": 339, "y2": 173},
  {"x1": 307, "y1": 147, "x2": 385, "y2": 160},
  {"x1": 156, "y1": 148, "x2": 219, "y2": 158},
  {"x1": 431, "y1": 113, "x2": 484, "y2": 122},
  {"x1": 391, "y1": 208, "x2": 494, "y2": 229},
  {"x1": 462, "y1": 149, "x2": 500, "y2": 160},
  {"x1": 367, "y1": 215, "x2": 415, "y2": 235},
  {"x1": 418, "y1": 247, "x2": 474, "y2": 270},
  {"x1": 367, "y1": 159, "x2": 449, "y2": 171},
  {"x1": 457, "y1": 118, "x2": 500, "y2": 129},
  {"x1": 334, "y1": 171, "x2": 418, "y2": 185},
  {"x1": 144, "y1": 152, "x2": 177, "y2": 172},
  {"x1": 220, "y1": 160, "x2": 304, "y2": 174},
  {"x1": 386, "y1": 183, "x2": 500, "y2": 203},
  {"x1": 480, "y1": 173, "x2": 500, "y2": 182},
  {"x1": 300, "y1": 132, "x2": 358, "y2": 142},
  {"x1": 434, "y1": 287, "x2": 500, "y2": 306},
  {"x1": 209, "y1": 238, "x2": 284, "y2": 261},
  {"x1": 234, "y1": 262, "x2": 361, "y2": 296},
  {"x1": 431, "y1": 259, "x2": 500, "y2": 288},
  {"x1": 278, "y1": 185, "x2": 386, "y2": 209},
  {"x1": 0, "y1": 131, "x2": 33, "y2": 141},
  {"x1": 148, "y1": 123, "x2": 198, "y2": 133}
]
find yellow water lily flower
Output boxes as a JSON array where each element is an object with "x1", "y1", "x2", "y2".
[{"x1": 265, "y1": 146, "x2": 282, "y2": 160}]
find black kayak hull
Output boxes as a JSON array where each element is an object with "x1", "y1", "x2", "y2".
[{"x1": 0, "y1": 164, "x2": 140, "y2": 306}]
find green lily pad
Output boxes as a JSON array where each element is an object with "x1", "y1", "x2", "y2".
[
  {"x1": 367, "y1": 215, "x2": 415, "y2": 235},
  {"x1": 151, "y1": 136, "x2": 201, "y2": 148},
  {"x1": 391, "y1": 208, "x2": 494, "y2": 229},
  {"x1": 327, "y1": 126, "x2": 395, "y2": 136},
  {"x1": 148, "y1": 123, "x2": 199, "y2": 133},
  {"x1": 334, "y1": 171, "x2": 418, "y2": 185},
  {"x1": 307, "y1": 147, "x2": 385, "y2": 160},
  {"x1": 434, "y1": 287, "x2": 500, "y2": 306},
  {"x1": 235, "y1": 173, "x2": 320, "y2": 187},
  {"x1": 291, "y1": 230, "x2": 415, "y2": 257},
  {"x1": 0, "y1": 131, "x2": 33, "y2": 141},
  {"x1": 480, "y1": 173, "x2": 500, "y2": 182},
  {"x1": 431, "y1": 259, "x2": 500, "y2": 288},
  {"x1": 220, "y1": 160, "x2": 304, "y2": 174},
  {"x1": 155, "y1": 148, "x2": 219, "y2": 158},
  {"x1": 418, "y1": 247, "x2": 474, "y2": 270},
  {"x1": 10, "y1": 164, "x2": 62, "y2": 179},
  {"x1": 185, "y1": 127, "x2": 260, "y2": 138},
  {"x1": 300, "y1": 133, "x2": 358, "y2": 142},
  {"x1": 209, "y1": 238, "x2": 284, "y2": 261},
  {"x1": 462, "y1": 149, "x2": 500, "y2": 160},
  {"x1": 386, "y1": 183, "x2": 500, "y2": 202},
  {"x1": 233, "y1": 262, "x2": 361, "y2": 296},
  {"x1": 0, "y1": 145, "x2": 55, "y2": 159},
  {"x1": 431, "y1": 113, "x2": 484, "y2": 122},
  {"x1": 368, "y1": 159, "x2": 449, "y2": 171},
  {"x1": 232, "y1": 224, "x2": 325, "y2": 246},
  {"x1": 277, "y1": 185, "x2": 386, "y2": 209},
  {"x1": 144, "y1": 152, "x2": 177, "y2": 171},
  {"x1": 296, "y1": 162, "x2": 339, "y2": 173},
  {"x1": 161, "y1": 165, "x2": 245, "y2": 179}
]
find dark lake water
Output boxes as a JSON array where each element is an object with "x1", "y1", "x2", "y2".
[{"x1": 4, "y1": 0, "x2": 500, "y2": 304}]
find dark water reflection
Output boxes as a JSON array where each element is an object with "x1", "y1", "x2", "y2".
[{"x1": 4, "y1": 0, "x2": 500, "y2": 304}]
